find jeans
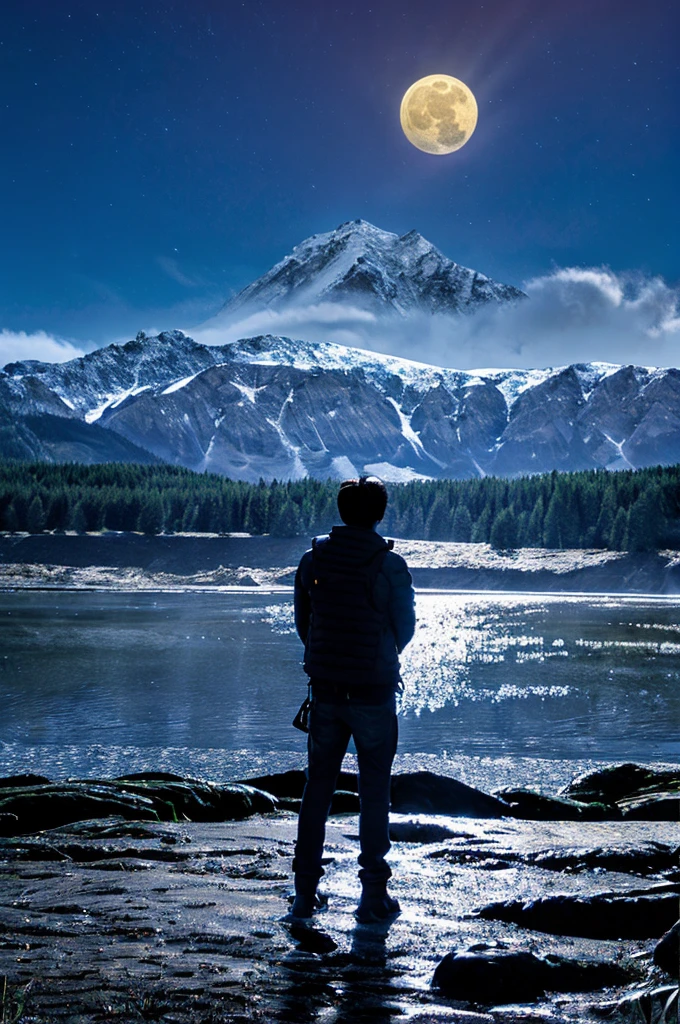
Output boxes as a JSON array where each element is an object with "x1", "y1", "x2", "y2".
[{"x1": 293, "y1": 695, "x2": 398, "y2": 892}]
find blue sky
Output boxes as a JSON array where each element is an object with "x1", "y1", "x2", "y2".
[{"x1": 0, "y1": 0, "x2": 678, "y2": 362}]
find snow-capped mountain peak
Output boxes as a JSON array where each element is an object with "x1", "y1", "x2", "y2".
[{"x1": 209, "y1": 219, "x2": 525, "y2": 324}]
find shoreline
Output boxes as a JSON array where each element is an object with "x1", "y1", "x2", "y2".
[{"x1": 2, "y1": 532, "x2": 680, "y2": 594}]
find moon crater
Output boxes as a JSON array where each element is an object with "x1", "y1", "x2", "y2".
[{"x1": 400, "y1": 75, "x2": 478, "y2": 155}]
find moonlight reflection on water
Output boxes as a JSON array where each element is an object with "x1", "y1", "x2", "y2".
[{"x1": 1, "y1": 590, "x2": 679, "y2": 782}]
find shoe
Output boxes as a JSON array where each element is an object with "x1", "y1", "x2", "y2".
[
  {"x1": 289, "y1": 892, "x2": 326, "y2": 919},
  {"x1": 354, "y1": 892, "x2": 401, "y2": 924}
]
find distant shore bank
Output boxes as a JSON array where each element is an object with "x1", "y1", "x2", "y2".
[{"x1": 1, "y1": 532, "x2": 680, "y2": 593}]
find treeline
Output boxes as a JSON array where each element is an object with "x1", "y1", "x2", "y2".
[{"x1": 1, "y1": 460, "x2": 679, "y2": 551}]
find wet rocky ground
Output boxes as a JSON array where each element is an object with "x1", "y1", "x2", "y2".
[{"x1": 0, "y1": 766, "x2": 677, "y2": 1024}]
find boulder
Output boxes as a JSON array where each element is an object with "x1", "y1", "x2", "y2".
[
  {"x1": 237, "y1": 769, "x2": 359, "y2": 798},
  {"x1": 0, "y1": 813, "x2": 19, "y2": 836},
  {"x1": 523, "y1": 843, "x2": 679, "y2": 876},
  {"x1": 428, "y1": 842, "x2": 679, "y2": 876},
  {"x1": 562, "y1": 763, "x2": 679, "y2": 805},
  {"x1": 477, "y1": 889, "x2": 679, "y2": 939},
  {"x1": 620, "y1": 795, "x2": 680, "y2": 821},
  {"x1": 432, "y1": 948, "x2": 633, "y2": 1003},
  {"x1": 654, "y1": 921, "x2": 680, "y2": 978},
  {"x1": 0, "y1": 778, "x2": 276, "y2": 836},
  {"x1": 494, "y1": 787, "x2": 618, "y2": 820},
  {"x1": 114, "y1": 779, "x2": 277, "y2": 820},
  {"x1": 0, "y1": 784, "x2": 162, "y2": 835},
  {"x1": 115, "y1": 771, "x2": 187, "y2": 783},
  {"x1": 390, "y1": 772, "x2": 510, "y2": 817},
  {"x1": 612, "y1": 984, "x2": 678, "y2": 1024},
  {"x1": 389, "y1": 820, "x2": 466, "y2": 844},
  {"x1": 238, "y1": 769, "x2": 308, "y2": 798},
  {"x1": 0, "y1": 773, "x2": 52, "y2": 789},
  {"x1": 329, "y1": 790, "x2": 360, "y2": 813}
]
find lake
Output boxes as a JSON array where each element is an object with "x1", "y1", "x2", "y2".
[{"x1": 1, "y1": 589, "x2": 678, "y2": 792}]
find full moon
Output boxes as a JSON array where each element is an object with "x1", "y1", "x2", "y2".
[{"x1": 400, "y1": 74, "x2": 478, "y2": 155}]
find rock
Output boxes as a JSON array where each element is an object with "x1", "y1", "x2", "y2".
[
  {"x1": 432, "y1": 948, "x2": 633, "y2": 1003},
  {"x1": 477, "y1": 888, "x2": 679, "y2": 939},
  {"x1": 116, "y1": 771, "x2": 188, "y2": 783},
  {"x1": 433, "y1": 949, "x2": 550, "y2": 1003},
  {"x1": 0, "y1": 778, "x2": 276, "y2": 836},
  {"x1": 611, "y1": 984, "x2": 678, "y2": 1024},
  {"x1": 494, "y1": 787, "x2": 618, "y2": 820},
  {"x1": 0, "y1": 773, "x2": 52, "y2": 789},
  {"x1": 0, "y1": 813, "x2": 19, "y2": 836},
  {"x1": 428, "y1": 842, "x2": 679, "y2": 877},
  {"x1": 620, "y1": 795, "x2": 680, "y2": 821},
  {"x1": 238, "y1": 769, "x2": 308, "y2": 797},
  {"x1": 0, "y1": 784, "x2": 163, "y2": 835},
  {"x1": 114, "y1": 779, "x2": 277, "y2": 820},
  {"x1": 390, "y1": 772, "x2": 511, "y2": 818},
  {"x1": 276, "y1": 797, "x2": 301, "y2": 812},
  {"x1": 562, "y1": 763, "x2": 680, "y2": 805},
  {"x1": 523, "y1": 843, "x2": 679, "y2": 876},
  {"x1": 329, "y1": 790, "x2": 360, "y2": 814},
  {"x1": 389, "y1": 820, "x2": 466, "y2": 844},
  {"x1": 654, "y1": 921, "x2": 680, "y2": 977},
  {"x1": 237, "y1": 769, "x2": 359, "y2": 798}
]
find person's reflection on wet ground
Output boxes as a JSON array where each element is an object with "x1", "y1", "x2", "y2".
[{"x1": 278, "y1": 916, "x2": 400, "y2": 1024}]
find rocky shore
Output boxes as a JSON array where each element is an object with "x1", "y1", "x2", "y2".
[
  {"x1": 0, "y1": 763, "x2": 677, "y2": 1023},
  {"x1": 2, "y1": 532, "x2": 680, "y2": 593}
]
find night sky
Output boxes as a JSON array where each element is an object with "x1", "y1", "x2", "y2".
[{"x1": 1, "y1": 0, "x2": 678, "y2": 358}]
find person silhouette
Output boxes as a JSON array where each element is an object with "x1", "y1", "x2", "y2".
[{"x1": 291, "y1": 476, "x2": 416, "y2": 922}]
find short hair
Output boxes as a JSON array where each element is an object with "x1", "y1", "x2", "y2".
[{"x1": 337, "y1": 476, "x2": 388, "y2": 527}]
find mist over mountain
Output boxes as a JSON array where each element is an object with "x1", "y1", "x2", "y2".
[{"x1": 190, "y1": 221, "x2": 680, "y2": 374}]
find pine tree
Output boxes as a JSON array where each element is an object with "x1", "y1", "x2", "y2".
[
  {"x1": 490, "y1": 506, "x2": 518, "y2": 549},
  {"x1": 137, "y1": 491, "x2": 165, "y2": 535},
  {"x1": 527, "y1": 496, "x2": 544, "y2": 547},
  {"x1": 451, "y1": 503, "x2": 472, "y2": 542},
  {"x1": 69, "y1": 502, "x2": 88, "y2": 534},
  {"x1": 270, "y1": 500, "x2": 302, "y2": 537},
  {"x1": 626, "y1": 488, "x2": 661, "y2": 551},
  {"x1": 471, "y1": 504, "x2": 492, "y2": 544},
  {"x1": 593, "y1": 486, "x2": 617, "y2": 548},
  {"x1": 181, "y1": 503, "x2": 198, "y2": 533},
  {"x1": 26, "y1": 495, "x2": 46, "y2": 534},
  {"x1": 245, "y1": 485, "x2": 269, "y2": 535},
  {"x1": 610, "y1": 507, "x2": 629, "y2": 550},
  {"x1": 543, "y1": 493, "x2": 562, "y2": 548},
  {"x1": 3, "y1": 501, "x2": 19, "y2": 532},
  {"x1": 425, "y1": 494, "x2": 451, "y2": 541}
]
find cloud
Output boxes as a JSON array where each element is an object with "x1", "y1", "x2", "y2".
[
  {"x1": 0, "y1": 330, "x2": 88, "y2": 368},
  {"x1": 190, "y1": 302, "x2": 377, "y2": 349},
  {"x1": 189, "y1": 267, "x2": 680, "y2": 371},
  {"x1": 156, "y1": 256, "x2": 203, "y2": 288}
]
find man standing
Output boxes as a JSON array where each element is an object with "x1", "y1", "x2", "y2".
[{"x1": 292, "y1": 477, "x2": 416, "y2": 922}]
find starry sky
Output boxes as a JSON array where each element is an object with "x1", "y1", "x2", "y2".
[{"x1": 1, "y1": 0, "x2": 678, "y2": 355}]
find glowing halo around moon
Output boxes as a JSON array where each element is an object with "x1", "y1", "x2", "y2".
[{"x1": 400, "y1": 74, "x2": 478, "y2": 155}]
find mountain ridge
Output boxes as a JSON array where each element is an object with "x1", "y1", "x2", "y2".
[{"x1": 2, "y1": 329, "x2": 679, "y2": 482}]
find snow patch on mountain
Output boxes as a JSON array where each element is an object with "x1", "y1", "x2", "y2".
[
  {"x1": 162, "y1": 372, "x2": 202, "y2": 395},
  {"x1": 386, "y1": 397, "x2": 426, "y2": 457},
  {"x1": 365, "y1": 462, "x2": 433, "y2": 483}
]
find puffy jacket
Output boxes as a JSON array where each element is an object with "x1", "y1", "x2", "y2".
[{"x1": 294, "y1": 525, "x2": 416, "y2": 689}]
